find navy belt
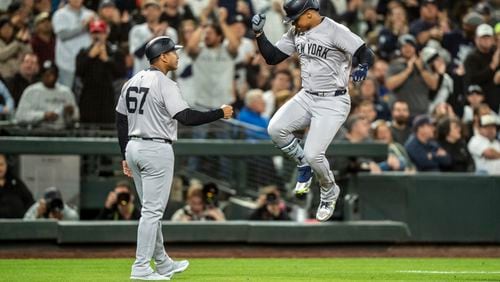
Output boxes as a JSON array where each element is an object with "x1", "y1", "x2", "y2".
[
  {"x1": 305, "y1": 89, "x2": 347, "y2": 97},
  {"x1": 129, "y1": 136, "x2": 172, "y2": 144}
]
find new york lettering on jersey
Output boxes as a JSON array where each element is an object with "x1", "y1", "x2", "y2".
[
  {"x1": 277, "y1": 18, "x2": 364, "y2": 91},
  {"x1": 295, "y1": 41, "x2": 332, "y2": 59}
]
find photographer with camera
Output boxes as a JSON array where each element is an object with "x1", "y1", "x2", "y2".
[
  {"x1": 171, "y1": 183, "x2": 225, "y2": 222},
  {"x1": 96, "y1": 181, "x2": 140, "y2": 220},
  {"x1": 24, "y1": 187, "x2": 78, "y2": 220},
  {"x1": 250, "y1": 186, "x2": 290, "y2": 221}
]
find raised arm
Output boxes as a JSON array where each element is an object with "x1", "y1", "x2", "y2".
[
  {"x1": 185, "y1": 25, "x2": 203, "y2": 58},
  {"x1": 252, "y1": 14, "x2": 289, "y2": 65},
  {"x1": 217, "y1": 7, "x2": 240, "y2": 57}
]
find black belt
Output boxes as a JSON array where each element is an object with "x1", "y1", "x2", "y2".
[
  {"x1": 129, "y1": 136, "x2": 172, "y2": 144},
  {"x1": 305, "y1": 89, "x2": 347, "y2": 97}
]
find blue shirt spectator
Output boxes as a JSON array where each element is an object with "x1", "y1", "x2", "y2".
[
  {"x1": 237, "y1": 89, "x2": 270, "y2": 140},
  {"x1": 405, "y1": 115, "x2": 451, "y2": 171},
  {"x1": 0, "y1": 79, "x2": 14, "y2": 117}
]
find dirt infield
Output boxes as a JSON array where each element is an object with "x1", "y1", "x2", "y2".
[{"x1": 1, "y1": 243, "x2": 500, "y2": 259}]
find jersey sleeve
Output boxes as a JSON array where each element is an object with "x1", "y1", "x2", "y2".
[
  {"x1": 115, "y1": 81, "x2": 130, "y2": 115},
  {"x1": 331, "y1": 22, "x2": 364, "y2": 55},
  {"x1": 275, "y1": 28, "x2": 296, "y2": 56},
  {"x1": 161, "y1": 80, "x2": 189, "y2": 117}
]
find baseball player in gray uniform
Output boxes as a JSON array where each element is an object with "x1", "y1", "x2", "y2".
[
  {"x1": 116, "y1": 36, "x2": 233, "y2": 280},
  {"x1": 252, "y1": 0, "x2": 374, "y2": 221}
]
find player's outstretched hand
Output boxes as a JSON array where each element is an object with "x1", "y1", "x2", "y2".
[
  {"x1": 221, "y1": 104, "x2": 233, "y2": 119},
  {"x1": 252, "y1": 14, "x2": 266, "y2": 35},
  {"x1": 352, "y1": 64, "x2": 368, "y2": 82}
]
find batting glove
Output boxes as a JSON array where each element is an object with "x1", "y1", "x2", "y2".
[
  {"x1": 252, "y1": 14, "x2": 266, "y2": 34},
  {"x1": 352, "y1": 64, "x2": 368, "y2": 82}
]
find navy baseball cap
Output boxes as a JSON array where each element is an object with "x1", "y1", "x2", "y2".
[
  {"x1": 412, "y1": 115, "x2": 433, "y2": 131},
  {"x1": 145, "y1": 36, "x2": 183, "y2": 61},
  {"x1": 410, "y1": 20, "x2": 435, "y2": 36}
]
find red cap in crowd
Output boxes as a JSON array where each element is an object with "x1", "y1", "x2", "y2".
[{"x1": 89, "y1": 19, "x2": 108, "y2": 33}]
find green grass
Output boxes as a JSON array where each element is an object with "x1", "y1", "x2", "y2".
[{"x1": 1, "y1": 258, "x2": 500, "y2": 281}]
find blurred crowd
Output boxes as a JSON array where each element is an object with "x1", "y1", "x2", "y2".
[
  {"x1": 0, "y1": 0, "x2": 500, "y2": 221},
  {"x1": 0, "y1": 0, "x2": 498, "y2": 173}
]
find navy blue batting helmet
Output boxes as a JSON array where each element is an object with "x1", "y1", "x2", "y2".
[
  {"x1": 145, "y1": 36, "x2": 182, "y2": 62},
  {"x1": 283, "y1": 0, "x2": 320, "y2": 24}
]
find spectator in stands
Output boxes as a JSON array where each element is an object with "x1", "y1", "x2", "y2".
[
  {"x1": 431, "y1": 102, "x2": 457, "y2": 124},
  {"x1": 475, "y1": 2, "x2": 498, "y2": 27},
  {"x1": 98, "y1": 0, "x2": 131, "y2": 49},
  {"x1": 96, "y1": 181, "x2": 140, "y2": 220},
  {"x1": 436, "y1": 117, "x2": 474, "y2": 172},
  {"x1": 421, "y1": 46, "x2": 453, "y2": 114},
  {"x1": 390, "y1": 100, "x2": 412, "y2": 145},
  {"x1": 24, "y1": 187, "x2": 79, "y2": 220},
  {"x1": 0, "y1": 154, "x2": 34, "y2": 218},
  {"x1": 15, "y1": 60, "x2": 79, "y2": 130},
  {"x1": 176, "y1": 19, "x2": 197, "y2": 106},
  {"x1": 462, "y1": 85, "x2": 485, "y2": 124},
  {"x1": 442, "y1": 11, "x2": 482, "y2": 66},
  {"x1": 353, "y1": 99, "x2": 377, "y2": 123},
  {"x1": 171, "y1": 186, "x2": 225, "y2": 222},
  {"x1": 75, "y1": 19, "x2": 126, "y2": 124},
  {"x1": 405, "y1": 115, "x2": 451, "y2": 171},
  {"x1": 9, "y1": 0, "x2": 33, "y2": 35},
  {"x1": 186, "y1": 6, "x2": 239, "y2": 110},
  {"x1": 30, "y1": 12, "x2": 55, "y2": 70},
  {"x1": 464, "y1": 24, "x2": 500, "y2": 113},
  {"x1": 334, "y1": 115, "x2": 381, "y2": 174},
  {"x1": 34, "y1": 0, "x2": 51, "y2": 14},
  {"x1": 262, "y1": 70, "x2": 292, "y2": 119},
  {"x1": 372, "y1": 120, "x2": 415, "y2": 172},
  {"x1": 231, "y1": 13, "x2": 255, "y2": 98},
  {"x1": 160, "y1": 0, "x2": 196, "y2": 31},
  {"x1": 386, "y1": 34, "x2": 437, "y2": 117},
  {"x1": 409, "y1": 0, "x2": 439, "y2": 32},
  {"x1": 250, "y1": 186, "x2": 290, "y2": 221},
  {"x1": 469, "y1": 103, "x2": 499, "y2": 139},
  {"x1": 129, "y1": 0, "x2": 178, "y2": 75},
  {"x1": 0, "y1": 79, "x2": 14, "y2": 119},
  {"x1": 377, "y1": 3, "x2": 408, "y2": 60},
  {"x1": 187, "y1": 0, "x2": 210, "y2": 19},
  {"x1": 467, "y1": 114, "x2": 500, "y2": 175},
  {"x1": 371, "y1": 59, "x2": 390, "y2": 99},
  {"x1": 237, "y1": 89, "x2": 270, "y2": 140},
  {"x1": 52, "y1": 0, "x2": 95, "y2": 87},
  {"x1": 410, "y1": 18, "x2": 439, "y2": 48},
  {"x1": 6, "y1": 52, "x2": 39, "y2": 105},
  {"x1": 260, "y1": 0, "x2": 286, "y2": 45},
  {"x1": 0, "y1": 16, "x2": 32, "y2": 79},
  {"x1": 358, "y1": 77, "x2": 390, "y2": 120}
]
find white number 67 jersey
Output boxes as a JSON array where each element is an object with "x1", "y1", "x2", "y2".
[{"x1": 116, "y1": 68, "x2": 189, "y2": 141}]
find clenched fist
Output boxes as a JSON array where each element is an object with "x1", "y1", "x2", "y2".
[
  {"x1": 252, "y1": 14, "x2": 266, "y2": 35},
  {"x1": 221, "y1": 104, "x2": 233, "y2": 119}
]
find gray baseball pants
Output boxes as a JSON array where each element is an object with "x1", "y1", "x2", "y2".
[
  {"x1": 126, "y1": 140, "x2": 174, "y2": 277},
  {"x1": 268, "y1": 89, "x2": 351, "y2": 188}
]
